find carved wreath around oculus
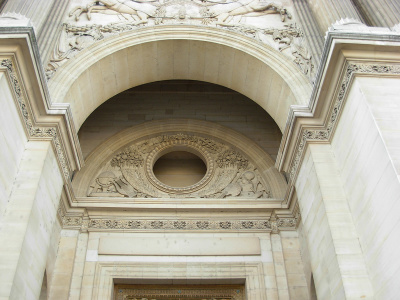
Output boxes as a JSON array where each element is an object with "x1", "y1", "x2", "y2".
[{"x1": 88, "y1": 132, "x2": 272, "y2": 199}]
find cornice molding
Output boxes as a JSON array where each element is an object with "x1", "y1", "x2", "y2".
[
  {"x1": 277, "y1": 30, "x2": 400, "y2": 195},
  {"x1": 0, "y1": 56, "x2": 71, "y2": 179},
  {"x1": 57, "y1": 200, "x2": 300, "y2": 233},
  {"x1": 0, "y1": 27, "x2": 83, "y2": 187}
]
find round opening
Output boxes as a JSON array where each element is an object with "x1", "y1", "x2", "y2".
[{"x1": 153, "y1": 151, "x2": 207, "y2": 188}]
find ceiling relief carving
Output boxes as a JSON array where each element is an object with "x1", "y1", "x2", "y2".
[
  {"x1": 87, "y1": 133, "x2": 272, "y2": 199},
  {"x1": 46, "y1": 0, "x2": 313, "y2": 78}
]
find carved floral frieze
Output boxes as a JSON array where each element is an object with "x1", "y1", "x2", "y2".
[
  {"x1": 87, "y1": 132, "x2": 272, "y2": 199},
  {"x1": 0, "y1": 58, "x2": 70, "y2": 180},
  {"x1": 288, "y1": 62, "x2": 400, "y2": 182},
  {"x1": 58, "y1": 211, "x2": 300, "y2": 232},
  {"x1": 46, "y1": 0, "x2": 313, "y2": 78}
]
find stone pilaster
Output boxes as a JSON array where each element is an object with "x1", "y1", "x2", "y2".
[
  {"x1": 37, "y1": 0, "x2": 70, "y2": 68},
  {"x1": 0, "y1": 141, "x2": 64, "y2": 299},
  {"x1": 271, "y1": 234, "x2": 290, "y2": 299},
  {"x1": 48, "y1": 230, "x2": 80, "y2": 300},
  {"x1": 1, "y1": 0, "x2": 70, "y2": 66},
  {"x1": 351, "y1": 0, "x2": 400, "y2": 27},
  {"x1": 292, "y1": 0, "x2": 324, "y2": 72},
  {"x1": 296, "y1": 143, "x2": 373, "y2": 299},
  {"x1": 306, "y1": 0, "x2": 364, "y2": 33},
  {"x1": 1, "y1": 0, "x2": 56, "y2": 33}
]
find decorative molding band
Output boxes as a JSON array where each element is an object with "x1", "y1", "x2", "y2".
[
  {"x1": 86, "y1": 218, "x2": 272, "y2": 231},
  {"x1": 0, "y1": 57, "x2": 71, "y2": 180},
  {"x1": 57, "y1": 207, "x2": 299, "y2": 232},
  {"x1": 94, "y1": 262, "x2": 265, "y2": 300},
  {"x1": 288, "y1": 62, "x2": 400, "y2": 182}
]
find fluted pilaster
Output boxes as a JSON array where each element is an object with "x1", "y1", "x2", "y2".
[
  {"x1": 37, "y1": 0, "x2": 70, "y2": 67},
  {"x1": 1, "y1": 0, "x2": 70, "y2": 67},
  {"x1": 307, "y1": 0, "x2": 364, "y2": 33},
  {"x1": 2, "y1": 0, "x2": 56, "y2": 33},
  {"x1": 293, "y1": 0, "x2": 324, "y2": 72},
  {"x1": 351, "y1": 0, "x2": 400, "y2": 27}
]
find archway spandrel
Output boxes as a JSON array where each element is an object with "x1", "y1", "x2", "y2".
[{"x1": 48, "y1": 27, "x2": 312, "y2": 132}]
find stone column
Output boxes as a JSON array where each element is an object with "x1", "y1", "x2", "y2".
[
  {"x1": 0, "y1": 141, "x2": 64, "y2": 299},
  {"x1": 351, "y1": 0, "x2": 400, "y2": 27},
  {"x1": 295, "y1": 143, "x2": 373, "y2": 299},
  {"x1": 306, "y1": 0, "x2": 364, "y2": 33}
]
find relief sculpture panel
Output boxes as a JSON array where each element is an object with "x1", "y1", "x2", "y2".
[
  {"x1": 87, "y1": 132, "x2": 272, "y2": 199},
  {"x1": 46, "y1": 0, "x2": 313, "y2": 78}
]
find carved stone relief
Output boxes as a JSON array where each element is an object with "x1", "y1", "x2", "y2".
[
  {"x1": 87, "y1": 132, "x2": 272, "y2": 199},
  {"x1": 46, "y1": 0, "x2": 313, "y2": 78},
  {"x1": 0, "y1": 58, "x2": 71, "y2": 180}
]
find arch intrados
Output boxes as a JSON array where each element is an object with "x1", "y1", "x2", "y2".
[{"x1": 48, "y1": 25, "x2": 312, "y2": 131}]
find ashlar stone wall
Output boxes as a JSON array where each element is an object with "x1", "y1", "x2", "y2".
[{"x1": 78, "y1": 80, "x2": 282, "y2": 161}]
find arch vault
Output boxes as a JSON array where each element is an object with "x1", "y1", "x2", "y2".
[{"x1": 48, "y1": 25, "x2": 312, "y2": 132}]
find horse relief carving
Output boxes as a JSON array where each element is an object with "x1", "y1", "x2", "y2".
[{"x1": 46, "y1": 0, "x2": 313, "y2": 78}]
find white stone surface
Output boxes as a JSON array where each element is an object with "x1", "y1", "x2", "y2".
[
  {"x1": 0, "y1": 141, "x2": 63, "y2": 299},
  {"x1": 99, "y1": 237, "x2": 261, "y2": 256},
  {"x1": 0, "y1": 72, "x2": 28, "y2": 217},
  {"x1": 332, "y1": 76, "x2": 400, "y2": 299},
  {"x1": 296, "y1": 143, "x2": 373, "y2": 299},
  {"x1": 55, "y1": 231, "x2": 310, "y2": 300}
]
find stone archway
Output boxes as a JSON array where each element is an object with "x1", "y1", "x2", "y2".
[{"x1": 48, "y1": 25, "x2": 312, "y2": 132}]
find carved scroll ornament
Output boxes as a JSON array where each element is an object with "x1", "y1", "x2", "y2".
[{"x1": 87, "y1": 133, "x2": 272, "y2": 199}]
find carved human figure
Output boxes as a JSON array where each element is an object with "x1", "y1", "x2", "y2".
[
  {"x1": 220, "y1": 170, "x2": 266, "y2": 198},
  {"x1": 238, "y1": 171, "x2": 264, "y2": 198},
  {"x1": 70, "y1": 0, "x2": 290, "y2": 25},
  {"x1": 70, "y1": 0, "x2": 159, "y2": 24},
  {"x1": 209, "y1": 0, "x2": 292, "y2": 26}
]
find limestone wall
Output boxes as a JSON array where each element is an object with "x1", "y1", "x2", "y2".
[
  {"x1": 331, "y1": 77, "x2": 400, "y2": 299},
  {"x1": 78, "y1": 81, "x2": 282, "y2": 161},
  {"x1": 48, "y1": 231, "x2": 310, "y2": 299},
  {"x1": 0, "y1": 141, "x2": 64, "y2": 299},
  {"x1": 0, "y1": 72, "x2": 28, "y2": 216},
  {"x1": 295, "y1": 147, "x2": 340, "y2": 299}
]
